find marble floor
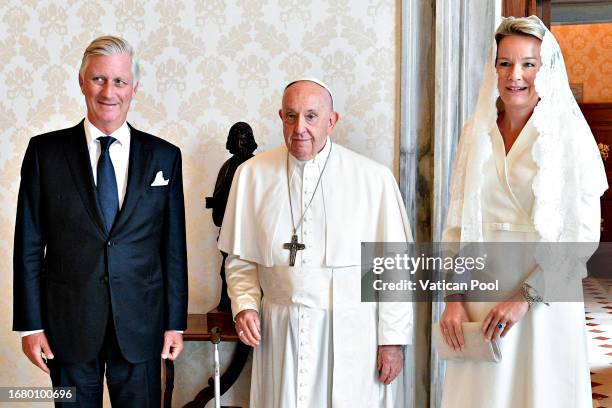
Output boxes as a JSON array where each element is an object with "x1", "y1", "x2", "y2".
[{"x1": 584, "y1": 278, "x2": 612, "y2": 408}]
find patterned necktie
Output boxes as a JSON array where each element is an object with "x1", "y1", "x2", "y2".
[{"x1": 97, "y1": 136, "x2": 119, "y2": 233}]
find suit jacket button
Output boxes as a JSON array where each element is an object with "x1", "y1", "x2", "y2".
[
  {"x1": 107, "y1": 241, "x2": 114, "y2": 247},
  {"x1": 100, "y1": 276, "x2": 109, "y2": 284}
]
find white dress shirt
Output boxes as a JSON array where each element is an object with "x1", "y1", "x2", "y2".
[{"x1": 84, "y1": 118, "x2": 131, "y2": 208}]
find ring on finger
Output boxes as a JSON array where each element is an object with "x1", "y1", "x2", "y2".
[
  {"x1": 238, "y1": 330, "x2": 244, "y2": 337},
  {"x1": 497, "y1": 323, "x2": 504, "y2": 330}
]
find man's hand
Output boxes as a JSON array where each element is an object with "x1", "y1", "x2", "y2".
[
  {"x1": 482, "y1": 291, "x2": 528, "y2": 341},
  {"x1": 377, "y1": 345, "x2": 403, "y2": 385},
  {"x1": 22, "y1": 332, "x2": 53, "y2": 374},
  {"x1": 161, "y1": 331, "x2": 184, "y2": 360},
  {"x1": 235, "y1": 309, "x2": 260, "y2": 347}
]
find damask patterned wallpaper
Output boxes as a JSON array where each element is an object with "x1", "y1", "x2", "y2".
[
  {"x1": 0, "y1": 0, "x2": 399, "y2": 406},
  {"x1": 552, "y1": 23, "x2": 612, "y2": 103}
]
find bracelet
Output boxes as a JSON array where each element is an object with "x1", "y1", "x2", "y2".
[{"x1": 521, "y1": 282, "x2": 543, "y2": 310}]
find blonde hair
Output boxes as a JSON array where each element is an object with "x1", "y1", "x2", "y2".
[
  {"x1": 79, "y1": 36, "x2": 140, "y2": 82},
  {"x1": 495, "y1": 16, "x2": 545, "y2": 44}
]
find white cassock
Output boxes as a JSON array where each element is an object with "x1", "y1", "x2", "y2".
[
  {"x1": 219, "y1": 138, "x2": 413, "y2": 408},
  {"x1": 441, "y1": 117, "x2": 593, "y2": 408}
]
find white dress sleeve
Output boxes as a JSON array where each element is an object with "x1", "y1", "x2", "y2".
[{"x1": 225, "y1": 254, "x2": 262, "y2": 319}]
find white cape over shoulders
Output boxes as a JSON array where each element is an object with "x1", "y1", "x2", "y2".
[{"x1": 218, "y1": 143, "x2": 413, "y2": 267}]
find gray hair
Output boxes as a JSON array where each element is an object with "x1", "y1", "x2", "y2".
[
  {"x1": 495, "y1": 16, "x2": 545, "y2": 44},
  {"x1": 79, "y1": 35, "x2": 140, "y2": 83}
]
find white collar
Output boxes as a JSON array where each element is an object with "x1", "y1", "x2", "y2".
[{"x1": 84, "y1": 118, "x2": 130, "y2": 147}]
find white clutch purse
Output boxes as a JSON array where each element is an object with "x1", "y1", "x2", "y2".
[{"x1": 433, "y1": 322, "x2": 502, "y2": 363}]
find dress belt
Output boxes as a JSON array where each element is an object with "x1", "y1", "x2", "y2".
[{"x1": 484, "y1": 222, "x2": 536, "y2": 233}]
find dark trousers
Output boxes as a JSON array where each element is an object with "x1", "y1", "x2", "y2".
[{"x1": 48, "y1": 320, "x2": 161, "y2": 408}]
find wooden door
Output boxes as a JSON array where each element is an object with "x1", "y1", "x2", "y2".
[
  {"x1": 502, "y1": 0, "x2": 551, "y2": 27},
  {"x1": 581, "y1": 104, "x2": 612, "y2": 242}
]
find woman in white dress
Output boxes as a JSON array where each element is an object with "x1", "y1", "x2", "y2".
[{"x1": 439, "y1": 16, "x2": 607, "y2": 408}]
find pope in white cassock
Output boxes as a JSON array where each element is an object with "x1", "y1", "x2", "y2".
[{"x1": 218, "y1": 79, "x2": 413, "y2": 407}]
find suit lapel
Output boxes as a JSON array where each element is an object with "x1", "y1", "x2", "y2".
[
  {"x1": 63, "y1": 120, "x2": 108, "y2": 236},
  {"x1": 111, "y1": 125, "x2": 150, "y2": 232}
]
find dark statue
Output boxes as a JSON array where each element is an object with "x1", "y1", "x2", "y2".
[{"x1": 206, "y1": 121, "x2": 257, "y2": 311}]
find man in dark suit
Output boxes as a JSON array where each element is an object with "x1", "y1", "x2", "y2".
[{"x1": 13, "y1": 36, "x2": 188, "y2": 407}]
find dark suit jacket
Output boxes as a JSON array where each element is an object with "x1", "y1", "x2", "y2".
[{"x1": 13, "y1": 120, "x2": 188, "y2": 364}]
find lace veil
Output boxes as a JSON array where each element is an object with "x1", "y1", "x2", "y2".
[
  {"x1": 444, "y1": 15, "x2": 608, "y2": 244},
  {"x1": 443, "y1": 16, "x2": 608, "y2": 290}
]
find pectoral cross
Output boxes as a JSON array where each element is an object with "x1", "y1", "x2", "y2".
[{"x1": 283, "y1": 234, "x2": 305, "y2": 266}]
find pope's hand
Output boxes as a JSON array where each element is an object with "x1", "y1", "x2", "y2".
[
  {"x1": 440, "y1": 300, "x2": 469, "y2": 351},
  {"x1": 377, "y1": 345, "x2": 403, "y2": 385},
  {"x1": 235, "y1": 309, "x2": 261, "y2": 347},
  {"x1": 161, "y1": 331, "x2": 184, "y2": 360},
  {"x1": 22, "y1": 332, "x2": 53, "y2": 374}
]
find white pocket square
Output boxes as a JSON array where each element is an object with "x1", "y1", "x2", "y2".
[{"x1": 151, "y1": 171, "x2": 169, "y2": 186}]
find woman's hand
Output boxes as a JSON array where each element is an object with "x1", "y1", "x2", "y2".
[
  {"x1": 482, "y1": 291, "x2": 528, "y2": 341},
  {"x1": 440, "y1": 298, "x2": 469, "y2": 351}
]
